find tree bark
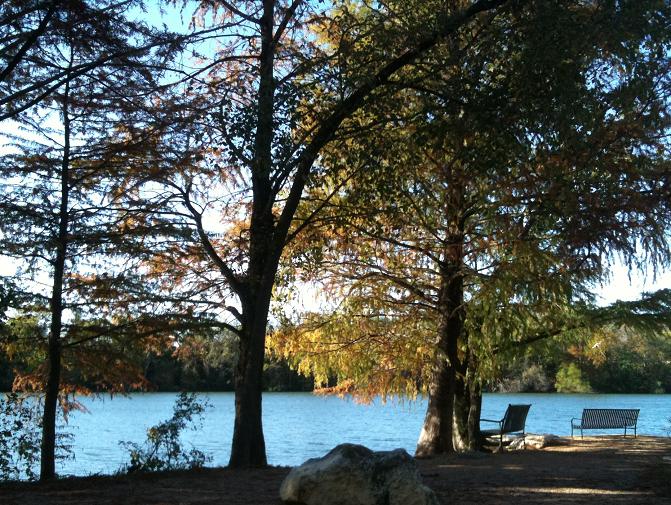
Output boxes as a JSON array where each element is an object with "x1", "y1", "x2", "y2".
[
  {"x1": 415, "y1": 331, "x2": 457, "y2": 457},
  {"x1": 453, "y1": 349, "x2": 482, "y2": 451},
  {"x1": 229, "y1": 297, "x2": 269, "y2": 467},
  {"x1": 228, "y1": 216, "x2": 280, "y2": 468},
  {"x1": 40, "y1": 71, "x2": 71, "y2": 481},
  {"x1": 416, "y1": 261, "x2": 463, "y2": 456},
  {"x1": 416, "y1": 163, "x2": 466, "y2": 457},
  {"x1": 467, "y1": 371, "x2": 482, "y2": 449}
]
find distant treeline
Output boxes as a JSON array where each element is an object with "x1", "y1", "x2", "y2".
[
  {"x1": 3, "y1": 334, "x2": 669, "y2": 394},
  {"x1": 0, "y1": 350, "x2": 314, "y2": 393},
  {"x1": 0, "y1": 314, "x2": 667, "y2": 395},
  {"x1": 493, "y1": 330, "x2": 671, "y2": 394},
  {"x1": 142, "y1": 351, "x2": 315, "y2": 392}
]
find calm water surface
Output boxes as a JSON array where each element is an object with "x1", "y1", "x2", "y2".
[{"x1": 58, "y1": 392, "x2": 670, "y2": 476}]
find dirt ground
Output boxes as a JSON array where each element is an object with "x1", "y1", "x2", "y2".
[{"x1": 1, "y1": 436, "x2": 670, "y2": 505}]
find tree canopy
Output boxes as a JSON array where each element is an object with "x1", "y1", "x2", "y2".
[
  {"x1": 0, "y1": 0, "x2": 670, "y2": 477},
  {"x1": 270, "y1": 0, "x2": 671, "y2": 454}
]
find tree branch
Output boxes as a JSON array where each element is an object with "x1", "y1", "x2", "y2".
[
  {"x1": 268, "y1": 0, "x2": 511, "y2": 275},
  {"x1": 0, "y1": 0, "x2": 62, "y2": 83},
  {"x1": 219, "y1": 0, "x2": 262, "y2": 24},
  {"x1": 179, "y1": 183, "x2": 247, "y2": 301},
  {"x1": 272, "y1": 0, "x2": 302, "y2": 47}
]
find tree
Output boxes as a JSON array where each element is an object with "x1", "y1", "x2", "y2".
[
  {"x1": 495, "y1": 289, "x2": 671, "y2": 394},
  {"x1": 270, "y1": 0, "x2": 671, "y2": 455},
  {"x1": 0, "y1": 0, "x2": 184, "y2": 122},
  {"x1": 0, "y1": 1, "x2": 182, "y2": 480},
  {"x1": 120, "y1": 0, "x2": 512, "y2": 467}
]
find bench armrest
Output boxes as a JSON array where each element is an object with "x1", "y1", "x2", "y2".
[{"x1": 480, "y1": 418, "x2": 502, "y2": 425}]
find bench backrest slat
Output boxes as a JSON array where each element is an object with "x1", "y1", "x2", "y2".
[{"x1": 580, "y1": 408, "x2": 639, "y2": 429}]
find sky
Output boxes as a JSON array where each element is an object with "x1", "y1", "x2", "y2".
[{"x1": 594, "y1": 262, "x2": 671, "y2": 305}]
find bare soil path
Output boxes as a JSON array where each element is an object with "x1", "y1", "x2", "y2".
[
  {"x1": 1, "y1": 436, "x2": 669, "y2": 505},
  {"x1": 419, "y1": 436, "x2": 671, "y2": 505}
]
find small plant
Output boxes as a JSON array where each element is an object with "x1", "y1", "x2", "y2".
[
  {"x1": 0, "y1": 393, "x2": 73, "y2": 481},
  {"x1": 0, "y1": 393, "x2": 41, "y2": 481},
  {"x1": 120, "y1": 392, "x2": 211, "y2": 473}
]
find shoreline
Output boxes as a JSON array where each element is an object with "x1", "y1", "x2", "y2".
[
  {"x1": 1, "y1": 436, "x2": 670, "y2": 505},
  {"x1": 6, "y1": 392, "x2": 670, "y2": 476}
]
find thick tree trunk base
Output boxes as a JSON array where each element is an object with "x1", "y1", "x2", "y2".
[
  {"x1": 228, "y1": 381, "x2": 268, "y2": 468},
  {"x1": 416, "y1": 420, "x2": 456, "y2": 458},
  {"x1": 228, "y1": 310, "x2": 269, "y2": 469},
  {"x1": 415, "y1": 358, "x2": 456, "y2": 458}
]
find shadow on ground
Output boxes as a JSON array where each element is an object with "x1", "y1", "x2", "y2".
[
  {"x1": 420, "y1": 436, "x2": 671, "y2": 505},
  {"x1": 1, "y1": 436, "x2": 669, "y2": 504}
]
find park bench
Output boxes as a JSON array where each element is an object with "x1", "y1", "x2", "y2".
[
  {"x1": 571, "y1": 408, "x2": 639, "y2": 438},
  {"x1": 480, "y1": 403, "x2": 531, "y2": 451}
]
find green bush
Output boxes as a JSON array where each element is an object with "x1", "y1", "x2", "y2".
[
  {"x1": 588, "y1": 344, "x2": 670, "y2": 394},
  {"x1": 555, "y1": 363, "x2": 592, "y2": 393},
  {"x1": 120, "y1": 392, "x2": 211, "y2": 473},
  {"x1": 0, "y1": 393, "x2": 72, "y2": 481},
  {"x1": 0, "y1": 393, "x2": 41, "y2": 480}
]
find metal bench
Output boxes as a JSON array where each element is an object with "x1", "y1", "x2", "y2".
[
  {"x1": 480, "y1": 404, "x2": 531, "y2": 450},
  {"x1": 571, "y1": 408, "x2": 640, "y2": 438}
]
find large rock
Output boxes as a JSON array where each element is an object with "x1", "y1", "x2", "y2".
[{"x1": 279, "y1": 443, "x2": 439, "y2": 505}]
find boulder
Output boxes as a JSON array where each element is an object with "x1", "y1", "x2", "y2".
[{"x1": 279, "y1": 443, "x2": 439, "y2": 505}]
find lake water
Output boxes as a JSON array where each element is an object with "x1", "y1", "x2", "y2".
[{"x1": 49, "y1": 392, "x2": 671, "y2": 476}]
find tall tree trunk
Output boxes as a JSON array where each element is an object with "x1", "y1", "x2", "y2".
[
  {"x1": 229, "y1": 295, "x2": 269, "y2": 467},
  {"x1": 415, "y1": 330, "x2": 456, "y2": 457},
  {"x1": 40, "y1": 74, "x2": 71, "y2": 481},
  {"x1": 452, "y1": 353, "x2": 470, "y2": 451},
  {"x1": 453, "y1": 348, "x2": 482, "y2": 451},
  {"x1": 467, "y1": 368, "x2": 482, "y2": 449},
  {"x1": 416, "y1": 164, "x2": 465, "y2": 457},
  {"x1": 228, "y1": 1, "x2": 275, "y2": 468},
  {"x1": 228, "y1": 232, "x2": 280, "y2": 468},
  {"x1": 416, "y1": 262, "x2": 463, "y2": 456}
]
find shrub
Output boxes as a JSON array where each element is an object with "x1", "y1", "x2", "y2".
[
  {"x1": 555, "y1": 362, "x2": 592, "y2": 393},
  {"x1": 495, "y1": 362, "x2": 552, "y2": 393},
  {"x1": 0, "y1": 393, "x2": 41, "y2": 480},
  {"x1": 120, "y1": 392, "x2": 211, "y2": 473},
  {"x1": 0, "y1": 393, "x2": 72, "y2": 481}
]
